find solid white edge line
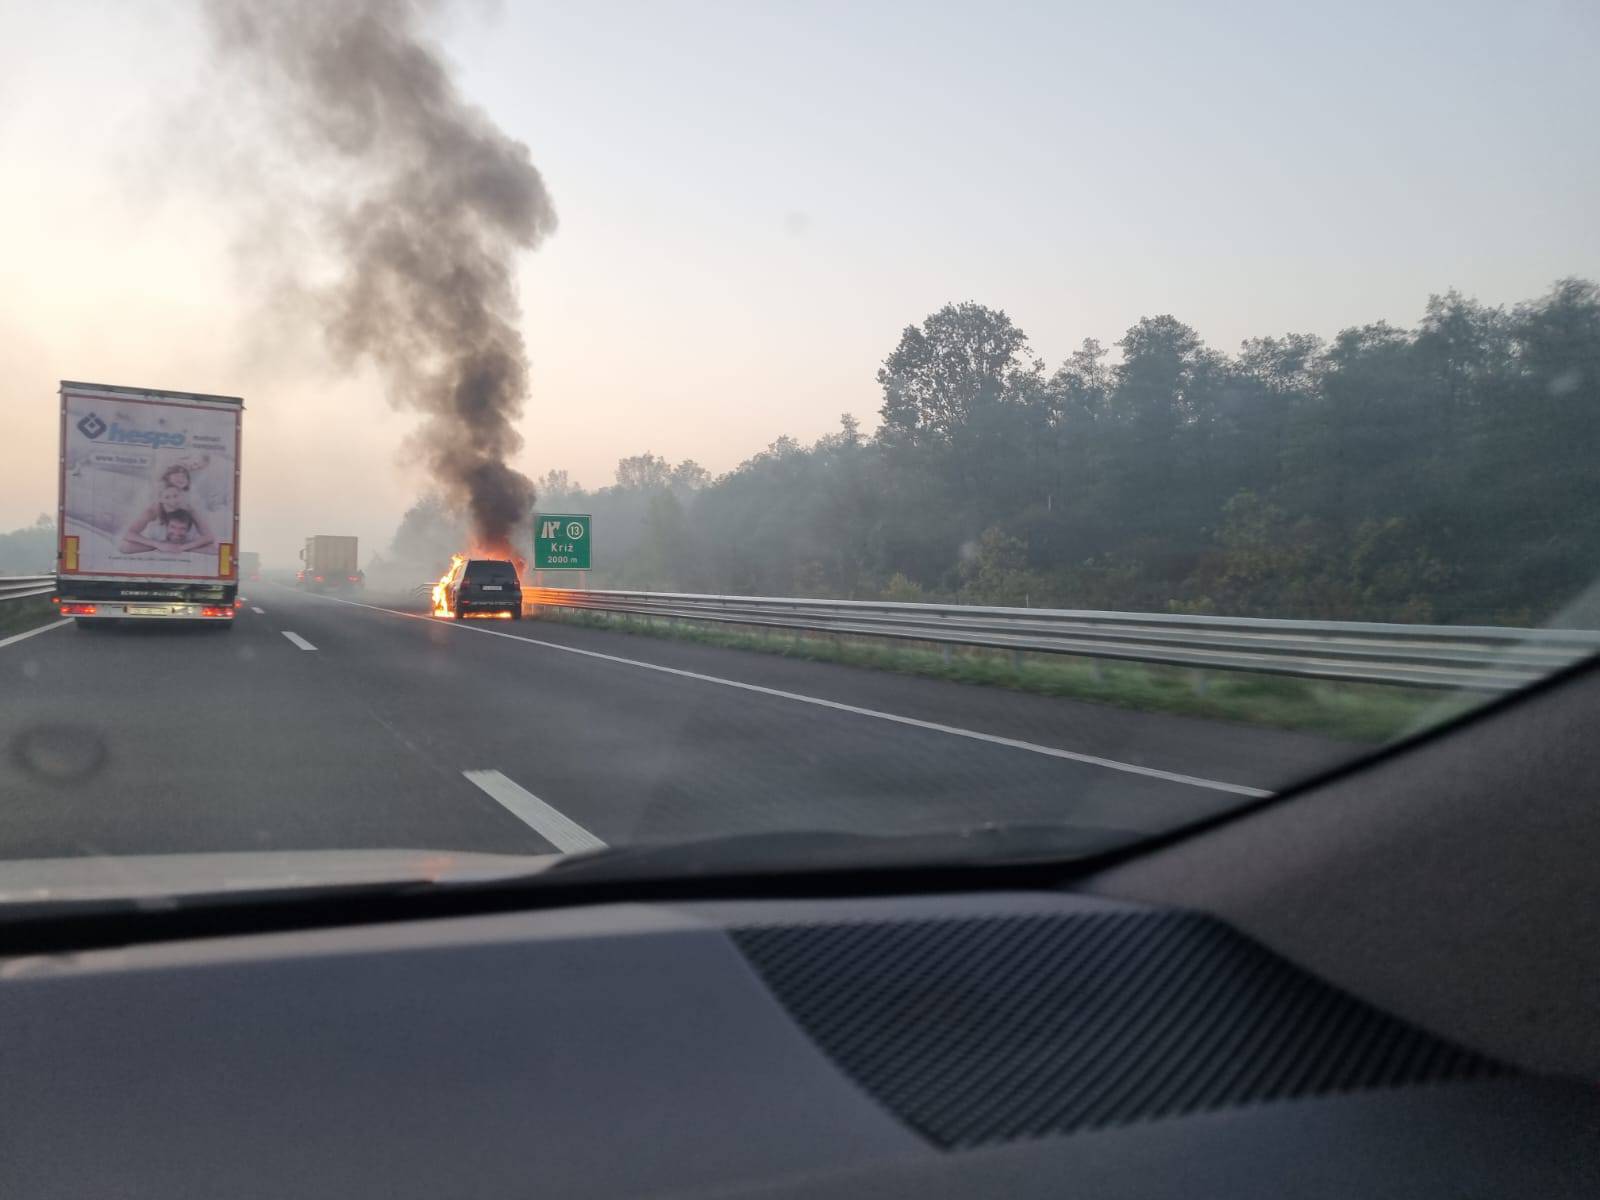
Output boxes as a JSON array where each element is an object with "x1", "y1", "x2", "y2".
[
  {"x1": 281, "y1": 631, "x2": 317, "y2": 651},
  {"x1": 462, "y1": 769, "x2": 606, "y2": 853},
  {"x1": 297, "y1": 590, "x2": 1270, "y2": 798},
  {"x1": 0, "y1": 618, "x2": 73, "y2": 650}
]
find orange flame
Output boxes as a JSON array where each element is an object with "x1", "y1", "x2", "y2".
[{"x1": 431, "y1": 553, "x2": 466, "y2": 617}]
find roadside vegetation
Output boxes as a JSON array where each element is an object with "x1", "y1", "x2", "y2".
[
  {"x1": 368, "y1": 279, "x2": 1594, "y2": 740},
  {"x1": 0, "y1": 516, "x2": 53, "y2": 576},
  {"x1": 0, "y1": 595, "x2": 59, "y2": 639},
  {"x1": 0, "y1": 517, "x2": 63, "y2": 638},
  {"x1": 393, "y1": 279, "x2": 1599, "y2": 630}
]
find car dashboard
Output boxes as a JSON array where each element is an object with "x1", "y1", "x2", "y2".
[{"x1": 3, "y1": 887, "x2": 1595, "y2": 1199}]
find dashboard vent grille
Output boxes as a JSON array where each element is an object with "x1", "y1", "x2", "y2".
[{"x1": 734, "y1": 911, "x2": 1507, "y2": 1149}]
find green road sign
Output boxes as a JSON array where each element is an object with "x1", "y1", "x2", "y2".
[{"x1": 532, "y1": 513, "x2": 591, "y2": 570}]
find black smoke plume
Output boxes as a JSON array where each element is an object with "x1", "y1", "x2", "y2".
[{"x1": 204, "y1": 0, "x2": 556, "y2": 550}]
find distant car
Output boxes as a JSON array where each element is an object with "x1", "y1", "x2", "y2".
[{"x1": 446, "y1": 559, "x2": 522, "y2": 619}]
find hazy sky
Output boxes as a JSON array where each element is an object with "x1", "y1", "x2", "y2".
[{"x1": 2, "y1": 0, "x2": 1596, "y2": 564}]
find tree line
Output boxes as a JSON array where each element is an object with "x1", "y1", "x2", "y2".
[
  {"x1": 0, "y1": 515, "x2": 54, "y2": 575},
  {"x1": 388, "y1": 278, "x2": 1599, "y2": 625}
]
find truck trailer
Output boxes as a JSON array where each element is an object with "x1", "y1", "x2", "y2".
[
  {"x1": 299, "y1": 536, "x2": 362, "y2": 592},
  {"x1": 55, "y1": 380, "x2": 242, "y2": 627}
]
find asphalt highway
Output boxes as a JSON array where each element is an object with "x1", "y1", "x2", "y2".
[{"x1": 0, "y1": 586, "x2": 1360, "y2": 861}]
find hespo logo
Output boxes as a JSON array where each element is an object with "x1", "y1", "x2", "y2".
[
  {"x1": 76, "y1": 411, "x2": 184, "y2": 448},
  {"x1": 106, "y1": 421, "x2": 186, "y2": 449}
]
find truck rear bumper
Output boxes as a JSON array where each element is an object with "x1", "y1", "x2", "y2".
[
  {"x1": 54, "y1": 580, "x2": 240, "y2": 622},
  {"x1": 59, "y1": 601, "x2": 237, "y2": 621}
]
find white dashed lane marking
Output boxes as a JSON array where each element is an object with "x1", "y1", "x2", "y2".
[{"x1": 461, "y1": 769, "x2": 606, "y2": 853}]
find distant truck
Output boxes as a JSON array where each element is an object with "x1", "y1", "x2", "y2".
[
  {"x1": 239, "y1": 551, "x2": 261, "y2": 582},
  {"x1": 55, "y1": 380, "x2": 242, "y2": 627},
  {"x1": 299, "y1": 536, "x2": 363, "y2": 592}
]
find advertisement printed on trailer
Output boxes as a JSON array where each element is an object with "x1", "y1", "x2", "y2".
[{"x1": 56, "y1": 381, "x2": 244, "y2": 624}]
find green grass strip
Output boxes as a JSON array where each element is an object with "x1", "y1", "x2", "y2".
[
  {"x1": 0, "y1": 596, "x2": 59, "y2": 639},
  {"x1": 540, "y1": 607, "x2": 1478, "y2": 744}
]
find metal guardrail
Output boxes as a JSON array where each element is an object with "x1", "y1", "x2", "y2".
[
  {"x1": 0, "y1": 575, "x2": 54, "y2": 603},
  {"x1": 525, "y1": 587, "x2": 1600, "y2": 691}
]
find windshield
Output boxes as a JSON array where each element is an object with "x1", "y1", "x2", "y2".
[{"x1": 1, "y1": 2, "x2": 1597, "y2": 903}]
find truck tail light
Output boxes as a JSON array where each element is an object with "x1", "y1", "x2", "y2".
[
  {"x1": 314, "y1": 575, "x2": 325, "y2": 582},
  {"x1": 200, "y1": 606, "x2": 234, "y2": 618},
  {"x1": 348, "y1": 575, "x2": 360, "y2": 582},
  {"x1": 60, "y1": 603, "x2": 97, "y2": 616}
]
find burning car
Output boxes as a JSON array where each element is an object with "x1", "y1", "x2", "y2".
[{"x1": 433, "y1": 556, "x2": 523, "y2": 620}]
